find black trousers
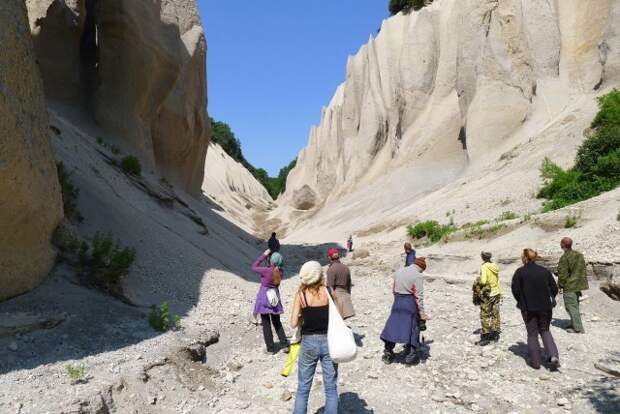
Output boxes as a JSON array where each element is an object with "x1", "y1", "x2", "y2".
[
  {"x1": 261, "y1": 314, "x2": 288, "y2": 350},
  {"x1": 521, "y1": 310, "x2": 559, "y2": 368}
]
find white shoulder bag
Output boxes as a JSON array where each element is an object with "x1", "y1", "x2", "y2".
[
  {"x1": 326, "y1": 288, "x2": 357, "y2": 363},
  {"x1": 266, "y1": 288, "x2": 279, "y2": 307}
]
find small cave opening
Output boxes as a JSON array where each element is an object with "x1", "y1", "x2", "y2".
[
  {"x1": 458, "y1": 126, "x2": 467, "y2": 150},
  {"x1": 79, "y1": 0, "x2": 99, "y2": 108}
]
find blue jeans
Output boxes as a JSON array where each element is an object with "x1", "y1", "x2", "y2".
[{"x1": 293, "y1": 334, "x2": 338, "y2": 414}]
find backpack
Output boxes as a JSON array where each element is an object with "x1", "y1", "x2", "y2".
[{"x1": 272, "y1": 267, "x2": 282, "y2": 287}]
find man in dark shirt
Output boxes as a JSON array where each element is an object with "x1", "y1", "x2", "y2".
[{"x1": 267, "y1": 232, "x2": 280, "y2": 253}]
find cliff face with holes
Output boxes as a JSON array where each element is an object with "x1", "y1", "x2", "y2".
[
  {"x1": 26, "y1": 0, "x2": 210, "y2": 194},
  {"x1": 0, "y1": 0, "x2": 64, "y2": 300},
  {"x1": 277, "y1": 0, "x2": 620, "y2": 238}
]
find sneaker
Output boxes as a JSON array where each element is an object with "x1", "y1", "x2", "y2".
[
  {"x1": 264, "y1": 347, "x2": 276, "y2": 355},
  {"x1": 549, "y1": 356, "x2": 560, "y2": 371},
  {"x1": 381, "y1": 351, "x2": 394, "y2": 365},
  {"x1": 526, "y1": 359, "x2": 541, "y2": 370},
  {"x1": 405, "y1": 351, "x2": 420, "y2": 365},
  {"x1": 281, "y1": 344, "x2": 290, "y2": 354},
  {"x1": 566, "y1": 328, "x2": 585, "y2": 334}
]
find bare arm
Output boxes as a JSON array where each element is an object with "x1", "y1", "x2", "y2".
[{"x1": 290, "y1": 292, "x2": 302, "y2": 329}]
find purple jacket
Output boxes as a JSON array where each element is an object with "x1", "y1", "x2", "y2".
[{"x1": 252, "y1": 254, "x2": 281, "y2": 288}]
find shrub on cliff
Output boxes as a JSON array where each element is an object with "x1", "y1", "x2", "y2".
[
  {"x1": 389, "y1": 0, "x2": 432, "y2": 15},
  {"x1": 79, "y1": 232, "x2": 136, "y2": 291},
  {"x1": 121, "y1": 155, "x2": 142, "y2": 176},
  {"x1": 56, "y1": 162, "x2": 83, "y2": 222},
  {"x1": 407, "y1": 220, "x2": 456, "y2": 243},
  {"x1": 538, "y1": 89, "x2": 620, "y2": 211}
]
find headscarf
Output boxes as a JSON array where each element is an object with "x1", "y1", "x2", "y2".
[{"x1": 270, "y1": 252, "x2": 283, "y2": 267}]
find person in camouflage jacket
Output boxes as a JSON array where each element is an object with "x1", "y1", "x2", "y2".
[
  {"x1": 473, "y1": 252, "x2": 503, "y2": 346},
  {"x1": 558, "y1": 237, "x2": 589, "y2": 333}
]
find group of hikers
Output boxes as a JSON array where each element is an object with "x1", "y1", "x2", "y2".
[{"x1": 251, "y1": 232, "x2": 590, "y2": 413}]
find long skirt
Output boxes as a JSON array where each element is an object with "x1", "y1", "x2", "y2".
[
  {"x1": 333, "y1": 288, "x2": 355, "y2": 319},
  {"x1": 380, "y1": 294, "x2": 420, "y2": 347}
]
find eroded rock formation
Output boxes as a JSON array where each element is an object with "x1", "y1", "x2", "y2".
[
  {"x1": 280, "y1": 0, "x2": 620, "y2": 221},
  {"x1": 26, "y1": 0, "x2": 210, "y2": 194},
  {"x1": 0, "y1": 0, "x2": 64, "y2": 301}
]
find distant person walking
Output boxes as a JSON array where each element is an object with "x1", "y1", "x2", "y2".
[
  {"x1": 404, "y1": 242, "x2": 416, "y2": 267},
  {"x1": 326, "y1": 248, "x2": 355, "y2": 319},
  {"x1": 381, "y1": 257, "x2": 427, "y2": 365},
  {"x1": 268, "y1": 232, "x2": 281, "y2": 253},
  {"x1": 290, "y1": 261, "x2": 338, "y2": 414},
  {"x1": 558, "y1": 237, "x2": 588, "y2": 333},
  {"x1": 511, "y1": 248, "x2": 560, "y2": 370},
  {"x1": 473, "y1": 251, "x2": 503, "y2": 346},
  {"x1": 347, "y1": 235, "x2": 353, "y2": 252},
  {"x1": 252, "y1": 249, "x2": 289, "y2": 354}
]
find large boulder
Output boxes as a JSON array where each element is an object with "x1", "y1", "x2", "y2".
[
  {"x1": 0, "y1": 0, "x2": 64, "y2": 301},
  {"x1": 25, "y1": 0, "x2": 210, "y2": 195}
]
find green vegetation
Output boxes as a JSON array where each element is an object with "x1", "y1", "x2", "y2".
[
  {"x1": 538, "y1": 89, "x2": 620, "y2": 211},
  {"x1": 210, "y1": 117, "x2": 296, "y2": 199},
  {"x1": 464, "y1": 221, "x2": 507, "y2": 240},
  {"x1": 617, "y1": 209, "x2": 620, "y2": 221},
  {"x1": 66, "y1": 364, "x2": 87, "y2": 382},
  {"x1": 97, "y1": 137, "x2": 121, "y2": 155},
  {"x1": 407, "y1": 220, "x2": 456, "y2": 244},
  {"x1": 56, "y1": 162, "x2": 83, "y2": 222},
  {"x1": 121, "y1": 155, "x2": 142, "y2": 176},
  {"x1": 497, "y1": 211, "x2": 518, "y2": 221},
  {"x1": 565, "y1": 214, "x2": 578, "y2": 228},
  {"x1": 148, "y1": 302, "x2": 180, "y2": 332},
  {"x1": 389, "y1": 0, "x2": 432, "y2": 15},
  {"x1": 79, "y1": 232, "x2": 136, "y2": 288}
]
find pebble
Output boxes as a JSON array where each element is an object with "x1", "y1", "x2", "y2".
[
  {"x1": 8, "y1": 342, "x2": 18, "y2": 352},
  {"x1": 556, "y1": 397, "x2": 569, "y2": 406},
  {"x1": 280, "y1": 390, "x2": 292, "y2": 401}
]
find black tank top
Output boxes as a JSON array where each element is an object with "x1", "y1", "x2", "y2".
[{"x1": 301, "y1": 291, "x2": 329, "y2": 335}]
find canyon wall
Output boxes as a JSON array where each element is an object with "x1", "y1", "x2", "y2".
[
  {"x1": 0, "y1": 0, "x2": 64, "y2": 300},
  {"x1": 26, "y1": 0, "x2": 210, "y2": 194},
  {"x1": 279, "y1": 0, "x2": 620, "y2": 236}
]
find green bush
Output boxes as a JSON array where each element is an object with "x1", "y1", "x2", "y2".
[
  {"x1": 148, "y1": 302, "x2": 180, "y2": 332},
  {"x1": 497, "y1": 211, "x2": 518, "y2": 221},
  {"x1": 464, "y1": 223, "x2": 507, "y2": 240},
  {"x1": 56, "y1": 162, "x2": 83, "y2": 222},
  {"x1": 66, "y1": 364, "x2": 87, "y2": 382},
  {"x1": 538, "y1": 89, "x2": 620, "y2": 211},
  {"x1": 407, "y1": 220, "x2": 456, "y2": 243},
  {"x1": 389, "y1": 0, "x2": 431, "y2": 15},
  {"x1": 121, "y1": 155, "x2": 142, "y2": 176},
  {"x1": 565, "y1": 214, "x2": 578, "y2": 228},
  {"x1": 79, "y1": 232, "x2": 136, "y2": 287}
]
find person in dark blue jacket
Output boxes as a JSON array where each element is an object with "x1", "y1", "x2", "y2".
[
  {"x1": 268, "y1": 232, "x2": 281, "y2": 253},
  {"x1": 404, "y1": 242, "x2": 416, "y2": 267}
]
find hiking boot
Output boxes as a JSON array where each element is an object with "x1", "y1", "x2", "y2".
[
  {"x1": 566, "y1": 328, "x2": 585, "y2": 334},
  {"x1": 405, "y1": 350, "x2": 420, "y2": 365},
  {"x1": 264, "y1": 347, "x2": 276, "y2": 355},
  {"x1": 526, "y1": 359, "x2": 541, "y2": 370},
  {"x1": 381, "y1": 351, "x2": 394, "y2": 365},
  {"x1": 491, "y1": 331, "x2": 500, "y2": 342},
  {"x1": 549, "y1": 356, "x2": 560, "y2": 371},
  {"x1": 476, "y1": 333, "x2": 492, "y2": 346}
]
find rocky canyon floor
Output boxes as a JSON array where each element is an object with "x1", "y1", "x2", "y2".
[{"x1": 1, "y1": 241, "x2": 619, "y2": 414}]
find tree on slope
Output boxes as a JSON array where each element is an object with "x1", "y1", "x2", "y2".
[{"x1": 389, "y1": 0, "x2": 432, "y2": 15}]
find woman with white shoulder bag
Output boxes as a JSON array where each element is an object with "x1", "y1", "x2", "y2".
[{"x1": 290, "y1": 261, "x2": 357, "y2": 414}]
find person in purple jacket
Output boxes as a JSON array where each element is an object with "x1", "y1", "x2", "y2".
[{"x1": 252, "y1": 249, "x2": 289, "y2": 354}]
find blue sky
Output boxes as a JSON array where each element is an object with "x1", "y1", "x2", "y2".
[{"x1": 199, "y1": 1, "x2": 388, "y2": 176}]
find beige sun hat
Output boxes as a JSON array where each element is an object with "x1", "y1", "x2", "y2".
[{"x1": 299, "y1": 261, "x2": 323, "y2": 285}]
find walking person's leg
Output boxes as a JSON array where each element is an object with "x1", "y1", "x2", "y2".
[
  {"x1": 260, "y1": 314, "x2": 275, "y2": 352},
  {"x1": 538, "y1": 310, "x2": 560, "y2": 368},
  {"x1": 382, "y1": 339, "x2": 396, "y2": 364},
  {"x1": 270, "y1": 314, "x2": 290, "y2": 351},
  {"x1": 491, "y1": 296, "x2": 501, "y2": 340},
  {"x1": 563, "y1": 291, "x2": 584, "y2": 332},
  {"x1": 293, "y1": 337, "x2": 320, "y2": 414},
  {"x1": 319, "y1": 336, "x2": 338, "y2": 414},
  {"x1": 522, "y1": 311, "x2": 543, "y2": 369}
]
